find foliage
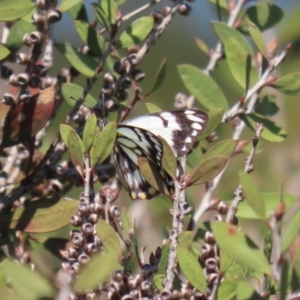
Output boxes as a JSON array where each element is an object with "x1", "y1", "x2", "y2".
[{"x1": 0, "y1": 0, "x2": 299, "y2": 299}]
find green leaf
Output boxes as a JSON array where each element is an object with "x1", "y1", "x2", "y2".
[
  {"x1": 152, "y1": 274, "x2": 164, "y2": 291},
  {"x1": 116, "y1": 16, "x2": 154, "y2": 49},
  {"x1": 1, "y1": 261, "x2": 54, "y2": 299},
  {"x1": 195, "y1": 37, "x2": 210, "y2": 56},
  {"x1": 160, "y1": 137, "x2": 177, "y2": 179},
  {"x1": 115, "y1": 0, "x2": 126, "y2": 5},
  {"x1": 271, "y1": 72, "x2": 300, "y2": 95},
  {"x1": 208, "y1": 0, "x2": 228, "y2": 10},
  {"x1": 236, "y1": 281, "x2": 260, "y2": 300},
  {"x1": 236, "y1": 193, "x2": 297, "y2": 219},
  {"x1": 178, "y1": 64, "x2": 228, "y2": 110},
  {"x1": 0, "y1": 198, "x2": 78, "y2": 233},
  {"x1": 83, "y1": 113, "x2": 97, "y2": 151},
  {"x1": 59, "y1": 0, "x2": 83, "y2": 13},
  {"x1": 241, "y1": 113, "x2": 287, "y2": 142},
  {"x1": 156, "y1": 243, "x2": 170, "y2": 275},
  {"x1": 238, "y1": 3, "x2": 284, "y2": 34},
  {"x1": 211, "y1": 222, "x2": 271, "y2": 275},
  {"x1": 177, "y1": 245, "x2": 207, "y2": 292},
  {"x1": 74, "y1": 252, "x2": 120, "y2": 292},
  {"x1": 239, "y1": 172, "x2": 265, "y2": 219},
  {"x1": 61, "y1": 83, "x2": 97, "y2": 108},
  {"x1": 0, "y1": 0, "x2": 34, "y2": 21},
  {"x1": 201, "y1": 108, "x2": 224, "y2": 139},
  {"x1": 90, "y1": 122, "x2": 117, "y2": 167},
  {"x1": 144, "y1": 58, "x2": 167, "y2": 97},
  {"x1": 74, "y1": 20, "x2": 105, "y2": 56},
  {"x1": 178, "y1": 231, "x2": 194, "y2": 247},
  {"x1": 120, "y1": 207, "x2": 132, "y2": 243},
  {"x1": 145, "y1": 102, "x2": 161, "y2": 113},
  {"x1": 213, "y1": 22, "x2": 258, "y2": 90},
  {"x1": 263, "y1": 232, "x2": 273, "y2": 262},
  {"x1": 281, "y1": 210, "x2": 300, "y2": 254},
  {"x1": 55, "y1": 43, "x2": 97, "y2": 77},
  {"x1": 5, "y1": 19, "x2": 35, "y2": 52},
  {"x1": 60, "y1": 124, "x2": 84, "y2": 176},
  {"x1": 68, "y1": 2, "x2": 88, "y2": 21},
  {"x1": 0, "y1": 44, "x2": 10, "y2": 60},
  {"x1": 101, "y1": 0, "x2": 117, "y2": 25},
  {"x1": 217, "y1": 277, "x2": 238, "y2": 300},
  {"x1": 96, "y1": 219, "x2": 122, "y2": 256},
  {"x1": 92, "y1": 3, "x2": 111, "y2": 33},
  {"x1": 247, "y1": 20, "x2": 268, "y2": 58},
  {"x1": 188, "y1": 139, "x2": 237, "y2": 186},
  {"x1": 256, "y1": 95, "x2": 279, "y2": 116}
]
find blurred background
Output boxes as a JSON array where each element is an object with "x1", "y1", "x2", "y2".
[{"x1": 1, "y1": 0, "x2": 300, "y2": 264}]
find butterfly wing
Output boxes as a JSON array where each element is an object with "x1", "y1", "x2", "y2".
[
  {"x1": 115, "y1": 126, "x2": 174, "y2": 200},
  {"x1": 115, "y1": 109, "x2": 209, "y2": 200},
  {"x1": 122, "y1": 109, "x2": 209, "y2": 157}
]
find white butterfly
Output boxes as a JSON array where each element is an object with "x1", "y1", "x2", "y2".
[{"x1": 114, "y1": 109, "x2": 209, "y2": 200}]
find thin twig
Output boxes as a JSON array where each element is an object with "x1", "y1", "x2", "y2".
[
  {"x1": 244, "y1": 123, "x2": 264, "y2": 173},
  {"x1": 225, "y1": 185, "x2": 243, "y2": 223},
  {"x1": 204, "y1": 0, "x2": 245, "y2": 75},
  {"x1": 193, "y1": 45, "x2": 290, "y2": 226}
]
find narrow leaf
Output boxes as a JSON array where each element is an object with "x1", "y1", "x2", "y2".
[
  {"x1": 195, "y1": 37, "x2": 210, "y2": 56},
  {"x1": 90, "y1": 122, "x2": 117, "y2": 167},
  {"x1": 92, "y1": 3, "x2": 111, "y2": 32},
  {"x1": 116, "y1": 17, "x2": 154, "y2": 49},
  {"x1": 247, "y1": 20, "x2": 268, "y2": 58},
  {"x1": 213, "y1": 22, "x2": 258, "y2": 90},
  {"x1": 145, "y1": 102, "x2": 161, "y2": 113},
  {"x1": 6, "y1": 19, "x2": 35, "y2": 52},
  {"x1": 201, "y1": 109, "x2": 224, "y2": 139},
  {"x1": 237, "y1": 193, "x2": 297, "y2": 219},
  {"x1": 0, "y1": 0, "x2": 34, "y2": 21},
  {"x1": 59, "y1": 0, "x2": 83, "y2": 13},
  {"x1": 0, "y1": 198, "x2": 78, "y2": 233},
  {"x1": 178, "y1": 231, "x2": 194, "y2": 247},
  {"x1": 60, "y1": 124, "x2": 84, "y2": 176},
  {"x1": 188, "y1": 140, "x2": 237, "y2": 186},
  {"x1": 74, "y1": 20, "x2": 105, "y2": 55},
  {"x1": 74, "y1": 252, "x2": 120, "y2": 292},
  {"x1": 281, "y1": 209, "x2": 300, "y2": 253},
  {"x1": 145, "y1": 58, "x2": 167, "y2": 97},
  {"x1": 1, "y1": 261, "x2": 54, "y2": 299},
  {"x1": 0, "y1": 44, "x2": 10, "y2": 60},
  {"x1": 271, "y1": 72, "x2": 300, "y2": 95},
  {"x1": 55, "y1": 43, "x2": 97, "y2": 77},
  {"x1": 239, "y1": 3, "x2": 284, "y2": 34},
  {"x1": 82, "y1": 113, "x2": 97, "y2": 151},
  {"x1": 240, "y1": 172, "x2": 266, "y2": 219},
  {"x1": 61, "y1": 83, "x2": 97, "y2": 108},
  {"x1": 211, "y1": 222, "x2": 271, "y2": 275},
  {"x1": 241, "y1": 113, "x2": 287, "y2": 142},
  {"x1": 256, "y1": 95, "x2": 279, "y2": 116},
  {"x1": 101, "y1": 0, "x2": 117, "y2": 25},
  {"x1": 160, "y1": 137, "x2": 177, "y2": 179},
  {"x1": 96, "y1": 219, "x2": 122, "y2": 256},
  {"x1": 178, "y1": 64, "x2": 228, "y2": 110},
  {"x1": 177, "y1": 245, "x2": 207, "y2": 292}
]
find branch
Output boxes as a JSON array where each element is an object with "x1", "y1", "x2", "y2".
[{"x1": 193, "y1": 45, "x2": 290, "y2": 226}]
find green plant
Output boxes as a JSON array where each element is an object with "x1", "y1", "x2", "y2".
[{"x1": 0, "y1": 0, "x2": 300, "y2": 299}]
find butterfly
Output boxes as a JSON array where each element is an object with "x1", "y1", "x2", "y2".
[{"x1": 113, "y1": 109, "x2": 209, "y2": 200}]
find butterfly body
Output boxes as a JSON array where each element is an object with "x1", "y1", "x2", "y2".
[{"x1": 114, "y1": 109, "x2": 209, "y2": 200}]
